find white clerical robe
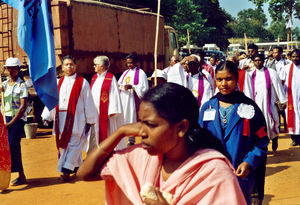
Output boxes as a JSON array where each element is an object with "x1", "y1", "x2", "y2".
[
  {"x1": 249, "y1": 68, "x2": 287, "y2": 139},
  {"x1": 118, "y1": 67, "x2": 149, "y2": 124},
  {"x1": 280, "y1": 63, "x2": 300, "y2": 135},
  {"x1": 42, "y1": 74, "x2": 97, "y2": 172},
  {"x1": 187, "y1": 73, "x2": 213, "y2": 110},
  {"x1": 239, "y1": 58, "x2": 256, "y2": 71},
  {"x1": 274, "y1": 59, "x2": 287, "y2": 76},
  {"x1": 166, "y1": 63, "x2": 188, "y2": 87},
  {"x1": 241, "y1": 71, "x2": 254, "y2": 100},
  {"x1": 90, "y1": 71, "x2": 126, "y2": 150}
]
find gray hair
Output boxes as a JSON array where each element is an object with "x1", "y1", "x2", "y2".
[
  {"x1": 94, "y1": 56, "x2": 110, "y2": 68},
  {"x1": 190, "y1": 54, "x2": 200, "y2": 62}
]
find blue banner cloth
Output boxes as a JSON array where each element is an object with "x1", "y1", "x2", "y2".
[{"x1": 3, "y1": 0, "x2": 58, "y2": 110}]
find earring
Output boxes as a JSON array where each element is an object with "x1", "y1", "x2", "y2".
[{"x1": 178, "y1": 131, "x2": 184, "y2": 137}]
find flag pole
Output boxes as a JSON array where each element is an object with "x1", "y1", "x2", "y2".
[
  {"x1": 154, "y1": 0, "x2": 161, "y2": 87},
  {"x1": 0, "y1": 69, "x2": 6, "y2": 124}
]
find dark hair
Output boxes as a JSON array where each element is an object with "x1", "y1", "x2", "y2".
[
  {"x1": 126, "y1": 52, "x2": 138, "y2": 62},
  {"x1": 248, "y1": 43, "x2": 258, "y2": 51},
  {"x1": 254, "y1": 53, "x2": 265, "y2": 61},
  {"x1": 273, "y1": 46, "x2": 283, "y2": 53},
  {"x1": 291, "y1": 49, "x2": 300, "y2": 56},
  {"x1": 215, "y1": 60, "x2": 239, "y2": 81},
  {"x1": 141, "y1": 83, "x2": 230, "y2": 158},
  {"x1": 240, "y1": 51, "x2": 246, "y2": 56},
  {"x1": 62, "y1": 55, "x2": 76, "y2": 64},
  {"x1": 197, "y1": 49, "x2": 205, "y2": 58}
]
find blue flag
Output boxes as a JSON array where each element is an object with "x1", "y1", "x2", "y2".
[{"x1": 3, "y1": 0, "x2": 58, "y2": 110}]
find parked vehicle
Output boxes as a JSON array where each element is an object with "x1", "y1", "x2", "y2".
[
  {"x1": 0, "y1": 0, "x2": 179, "y2": 79},
  {"x1": 203, "y1": 50, "x2": 226, "y2": 62},
  {"x1": 0, "y1": 0, "x2": 179, "y2": 126}
]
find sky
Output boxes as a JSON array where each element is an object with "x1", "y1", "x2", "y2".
[{"x1": 219, "y1": 0, "x2": 300, "y2": 30}]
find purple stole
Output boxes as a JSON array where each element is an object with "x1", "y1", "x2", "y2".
[
  {"x1": 197, "y1": 74, "x2": 205, "y2": 107},
  {"x1": 120, "y1": 67, "x2": 141, "y2": 119},
  {"x1": 251, "y1": 67, "x2": 276, "y2": 133}
]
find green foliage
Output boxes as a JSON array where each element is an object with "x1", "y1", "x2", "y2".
[
  {"x1": 292, "y1": 27, "x2": 300, "y2": 41},
  {"x1": 249, "y1": 0, "x2": 300, "y2": 21},
  {"x1": 228, "y1": 7, "x2": 274, "y2": 41},
  {"x1": 268, "y1": 19, "x2": 289, "y2": 41},
  {"x1": 192, "y1": 0, "x2": 233, "y2": 50},
  {"x1": 167, "y1": 0, "x2": 233, "y2": 50},
  {"x1": 168, "y1": 0, "x2": 212, "y2": 47}
]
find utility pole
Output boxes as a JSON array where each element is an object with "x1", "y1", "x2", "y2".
[{"x1": 286, "y1": 0, "x2": 293, "y2": 50}]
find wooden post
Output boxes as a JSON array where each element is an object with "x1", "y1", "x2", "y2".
[
  {"x1": 154, "y1": 0, "x2": 161, "y2": 87},
  {"x1": 244, "y1": 33, "x2": 248, "y2": 54},
  {"x1": 187, "y1": 29, "x2": 191, "y2": 54}
]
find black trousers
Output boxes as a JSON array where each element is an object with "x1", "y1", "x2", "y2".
[
  {"x1": 252, "y1": 156, "x2": 267, "y2": 201},
  {"x1": 6, "y1": 116, "x2": 25, "y2": 173}
]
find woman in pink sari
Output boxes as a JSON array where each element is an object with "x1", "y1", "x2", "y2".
[{"x1": 77, "y1": 83, "x2": 246, "y2": 205}]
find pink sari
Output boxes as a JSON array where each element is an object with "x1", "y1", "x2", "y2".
[{"x1": 101, "y1": 145, "x2": 246, "y2": 205}]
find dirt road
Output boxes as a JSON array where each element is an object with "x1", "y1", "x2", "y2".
[{"x1": 1, "y1": 129, "x2": 300, "y2": 205}]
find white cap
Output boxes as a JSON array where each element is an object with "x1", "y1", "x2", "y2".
[
  {"x1": 4, "y1": 57, "x2": 20, "y2": 67},
  {"x1": 151, "y1": 69, "x2": 167, "y2": 80}
]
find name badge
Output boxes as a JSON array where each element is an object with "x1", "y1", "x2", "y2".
[{"x1": 203, "y1": 109, "x2": 216, "y2": 121}]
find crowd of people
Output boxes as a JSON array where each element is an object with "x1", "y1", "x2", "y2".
[{"x1": 1, "y1": 46, "x2": 299, "y2": 204}]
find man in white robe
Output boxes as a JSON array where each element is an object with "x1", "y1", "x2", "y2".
[
  {"x1": 42, "y1": 55, "x2": 97, "y2": 181},
  {"x1": 166, "y1": 62, "x2": 188, "y2": 87},
  {"x1": 89, "y1": 56, "x2": 125, "y2": 151},
  {"x1": 185, "y1": 55, "x2": 213, "y2": 109},
  {"x1": 163, "y1": 55, "x2": 179, "y2": 73},
  {"x1": 250, "y1": 54, "x2": 287, "y2": 151},
  {"x1": 118, "y1": 53, "x2": 149, "y2": 145},
  {"x1": 239, "y1": 43, "x2": 258, "y2": 72},
  {"x1": 279, "y1": 49, "x2": 300, "y2": 146},
  {"x1": 265, "y1": 46, "x2": 287, "y2": 76}
]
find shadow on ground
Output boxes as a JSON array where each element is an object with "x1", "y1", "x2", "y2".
[
  {"x1": 265, "y1": 166, "x2": 289, "y2": 177},
  {"x1": 1, "y1": 176, "x2": 80, "y2": 194},
  {"x1": 267, "y1": 147, "x2": 300, "y2": 164},
  {"x1": 263, "y1": 194, "x2": 274, "y2": 205}
]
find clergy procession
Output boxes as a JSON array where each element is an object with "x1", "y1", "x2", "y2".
[
  {"x1": 0, "y1": 0, "x2": 300, "y2": 204},
  {"x1": 0, "y1": 47, "x2": 299, "y2": 205}
]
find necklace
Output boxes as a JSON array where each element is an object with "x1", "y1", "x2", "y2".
[{"x1": 219, "y1": 105, "x2": 234, "y2": 124}]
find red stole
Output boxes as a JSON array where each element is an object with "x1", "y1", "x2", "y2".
[
  {"x1": 287, "y1": 63, "x2": 295, "y2": 132},
  {"x1": 55, "y1": 75, "x2": 84, "y2": 149},
  {"x1": 91, "y1": 72, "x2": 113, "y2": 143},
  {"x1": 238, "y1": 69, "x2": 246, "y2": 92}
]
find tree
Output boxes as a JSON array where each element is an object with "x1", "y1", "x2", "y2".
[
  {"x1": 249, "y1": 0, "x2": 300, "y2": 22},
  {"x1": 228, "y1": 7, "x2": 274, "y2": 41},
  {"x1": 168, "y1": 0, "x2": 213, "y2": 47},
  {"x1": 192, "y1": 0, "x2": 233, "y2": 50}
]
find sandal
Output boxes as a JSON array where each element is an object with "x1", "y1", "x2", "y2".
[
  {"x1": 60, "y1": 173, "x2": 70, "y2": 182},
  {"x1": 11, "y1": 177, "x2": 27, "y2": 186}
]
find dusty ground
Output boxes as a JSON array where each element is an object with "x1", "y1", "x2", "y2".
[{"x1": 0, "y1": 128, "x2": 300, "y2": 205}]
